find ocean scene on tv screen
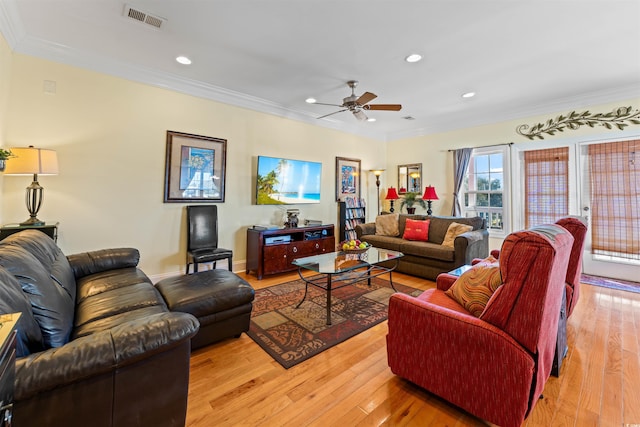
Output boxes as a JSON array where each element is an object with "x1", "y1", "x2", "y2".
[{"x1": 257, "y1": 156, "x2": 322, "y2": 204}]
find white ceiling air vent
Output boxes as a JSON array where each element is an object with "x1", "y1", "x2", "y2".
[{"x1": 123, "y1": 4, "x2": 165, "y2": 29}]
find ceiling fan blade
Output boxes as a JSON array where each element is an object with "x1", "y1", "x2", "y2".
[
  {"x1": 356, "y1": 92, "x2": 377, "y2": 105},
  {"x1": 364, "y1": 104, "x2": 402, "y2": 111},
  {"x1": 317, "y1": 109, "x2": 348, "y2": 119}
]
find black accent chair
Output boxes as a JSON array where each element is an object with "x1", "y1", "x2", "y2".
[{"x1": 186, "y1": 205, "x2": 233, "y2": 273}]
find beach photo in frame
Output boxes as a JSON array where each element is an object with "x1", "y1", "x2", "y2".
[
  {"x1": 335, "y1": 156, "x2": 361, "y2": 201},
  {"x1": 164, "y1": 131, "x2": 227, "y2": 202}
]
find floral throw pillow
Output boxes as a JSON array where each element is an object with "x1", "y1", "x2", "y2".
[{"x1": 445, "y1": 256, "x2": 502, "y2": 317}]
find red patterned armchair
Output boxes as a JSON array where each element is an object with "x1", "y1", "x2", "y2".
[
  {"x1": 554, "y1": 216, "x2": 587, "y2": 317},
  {"x1": 487, "y1": 216, "x2": 587, "y2": 317},
  {"x1": 386, "y1": 225, "x2": 574, "y2": 427}
]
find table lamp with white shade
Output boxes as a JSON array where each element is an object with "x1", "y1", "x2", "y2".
[{"x1": 3, "y1": 146, "x2": 59, "y2": 226}]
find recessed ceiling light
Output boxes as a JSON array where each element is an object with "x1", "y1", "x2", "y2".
[
  {"x1": 405, "y1": 54, "x2": 422, "y2": 63},
  {"x1": 367, "y1": 117, "x2": 376, "y2": 122},
  {"x1": 462, "y1": 91, "x2": 476, "y2": 99},
  {"x1": 176, "y1": 56, "x2": 192, "y2": 65},
  {"x1": 305, "y1": 97, "x2": 317, "y2": 104}
]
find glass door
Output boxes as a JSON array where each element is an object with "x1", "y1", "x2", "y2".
[{"x1": 578, "y1": 141, "x2": 640, "y2": 282}]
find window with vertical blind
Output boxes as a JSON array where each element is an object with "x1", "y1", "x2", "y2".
[
  {"x1": 524, "y1": 147, "x2": 569, "y2": 228},
  {"x1": 588, "y1": 140, "x2": 640, "y2": 261}
]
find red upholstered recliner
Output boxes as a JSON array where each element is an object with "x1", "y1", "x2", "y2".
[
  {"x1": 387, "y1": 225, "x2": 574, "y2": 427},
  {"x1": 484, "y1": 216, "x2": 587, "y2": 317},
  {"x1": 554, "y1": 216, "x2": 587, "y2": 317}
]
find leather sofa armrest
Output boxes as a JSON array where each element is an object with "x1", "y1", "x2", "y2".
[
  {"x1": 355, "y1": 222, "x2": 376, "y2": 239},
  {"x1": 14, "y1": 312, "x2": 199, "y2": 400},
  {"x1": 67, "y1": 248, "x2": 141, "y2": 279},
  {"x1": 454, "y1": 229, "x2": 489, "y2": 265}
]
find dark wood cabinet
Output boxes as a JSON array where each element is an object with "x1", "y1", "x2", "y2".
[
  {"x1": 246, "y1": 225, "x2": 335, "y2": 279},
  {"x1": 0, "y1": 313, "x2": 20, "y2": 427},
  {"x1": 0, "y1": 222, "x2": 58, "y2": 243}
]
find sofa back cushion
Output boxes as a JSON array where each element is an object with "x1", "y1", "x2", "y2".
[
  {"x1": 375, "y1": 213, "x2": 400, "y2": 236},
  {"x1": 428, "y1": 216, "x2": 485, "y2": 244},
  {"x1": 0, "y1": 267, "x2": 45, "y2": 357},
  {"x1": 0, "y1": 230, "x2": 76, "y2": 348}
]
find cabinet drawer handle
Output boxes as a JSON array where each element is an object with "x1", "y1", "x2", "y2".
[{"x1": 292, "y1": 247, "x2": 297, "y2": 253}]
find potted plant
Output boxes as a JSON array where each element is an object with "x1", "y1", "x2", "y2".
[
  {"x1": 400, "y1": 191, "x2": 427, "y2": 214},
  {"x1": 0, "y1": 148, "x2": 14, "y2": 172}
]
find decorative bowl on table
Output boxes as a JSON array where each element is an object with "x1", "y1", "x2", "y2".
[{"x1": 340, "y1": 239, "x2": 371, "y2": 254}]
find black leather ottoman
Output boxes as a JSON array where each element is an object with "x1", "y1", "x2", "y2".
[{"x1": 156, "y1": 270, "x2": 255, "y2": 349}]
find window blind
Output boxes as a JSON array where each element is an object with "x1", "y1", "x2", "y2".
[
  {"x1": 588, "y1": 140, "x2": 640, "y2": 261},
  {"x1": 524, "y1": 147, "x2": 569, "y2": 228}
]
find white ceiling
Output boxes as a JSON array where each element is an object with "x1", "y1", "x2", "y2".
[{"x1": 1, "y1": 0, "x2": 639, "y2": 141}]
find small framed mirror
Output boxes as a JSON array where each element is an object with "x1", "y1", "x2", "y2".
[{"x1": 398, "y1": 163, "x2": 422, "y2": 194}]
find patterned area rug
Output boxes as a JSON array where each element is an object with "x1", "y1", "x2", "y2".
[
  {"x1": 247, "y1": 276, "x2": 422, "y2": 369},
  {"x1": 581, "y1": 274, "x2": 640, "y2": 294}
]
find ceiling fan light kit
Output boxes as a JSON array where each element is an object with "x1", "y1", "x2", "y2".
[{"x1": 313, "y1": 80, "x2": 402, "y2": 122}]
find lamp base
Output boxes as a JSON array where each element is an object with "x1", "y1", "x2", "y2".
[{"x1": 20, "y1": 217, "x2": 45, "y2": 226}]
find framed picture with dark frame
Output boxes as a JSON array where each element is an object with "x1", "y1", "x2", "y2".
[
  {"x1": 335, "y1": 156, "x2": 361, "y2": 201},
  {"x1": 164, "y1": 131, "x2": 227, "y2": 203}
]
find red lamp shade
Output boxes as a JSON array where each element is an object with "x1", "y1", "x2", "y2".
[
  {"x1": 422, "y1": 186, "x2": 439, "y2": 200},
  {"x1": 385, "y1": 187, "x2": 400, "y2": 200}
]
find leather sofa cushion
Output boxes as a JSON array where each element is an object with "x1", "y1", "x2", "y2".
[
  {"x1": 72, "y1": 306, "x2": 168, "y2": 339},
  {"x1": 76, "y1": 267, "x2": 156, "y2": 303},
  {"x1": 0, "y1": 244, "x2": 74, "y2": 349},
  {"x1": 75, "y1": 280, "x2": 168, "y2": 330},
  {"x1": 0, "y1": 267, "x2": 45, "y2": 356}
]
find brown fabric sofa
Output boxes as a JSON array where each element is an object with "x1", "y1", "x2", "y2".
[
  {"x1": 0, "y1": 230, "x2": 200, "y2": 427},
  {"x1": 355, "y1": 214, "x2": 488, "y2": 280}
]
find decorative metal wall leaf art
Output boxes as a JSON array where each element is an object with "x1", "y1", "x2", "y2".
[{"x1": 516, "y1": 106, "x2": 640, "y2": 140}]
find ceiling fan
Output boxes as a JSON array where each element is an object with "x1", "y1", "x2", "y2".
[{"x1": 312, "y1": 80, "x2": 402, "y2": 121}]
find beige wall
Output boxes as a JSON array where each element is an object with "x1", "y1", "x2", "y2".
[
  {"x1": 2, "y1": 36, "x2": 639, "y2": 276},
  {"x1": 385, "y1": 97, "x2": 640, "y2": 251},
  {"x1": 386, "y1": 98, "x2": 640, "y2": 215},
  {"x1": 0, "y1": 35, "x2": 13, "y2": 215},
  {"x1": 1, "y1": 51, "x2": 386, "y2": 277}
]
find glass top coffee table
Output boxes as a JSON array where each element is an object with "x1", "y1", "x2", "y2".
[{"x1": 291, "y1": 247, "x2": 404, "y2": 325}]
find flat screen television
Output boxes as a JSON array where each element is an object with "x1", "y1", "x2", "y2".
[{"x1": 256, "y1": 156, "x2": 322, "y2": 204}]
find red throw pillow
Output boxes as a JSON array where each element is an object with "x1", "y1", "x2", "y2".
[{"x1": 402, "y1": 219, "x2": 430, "y2": 241}]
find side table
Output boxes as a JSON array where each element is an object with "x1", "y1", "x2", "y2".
[
  {"x1": 0, "y1": 222, "x2": 59, "y2": 242},
  {"x1": 447, "y1": 264, "x2": 472, "y2": 277},
  {"x1": 0, "y1": 313, "x2": 20, "y2": 427}
]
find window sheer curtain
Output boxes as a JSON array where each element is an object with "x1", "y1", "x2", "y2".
[
  {"x1": 524, "y1": 147, "x2": 569, "y2": 228},
  {"x1": 588, "y1": 140, "x2": 640, "y2": 261},
  {"x1": 452, "y1": 148, "x2": 472, "y2": 216}
]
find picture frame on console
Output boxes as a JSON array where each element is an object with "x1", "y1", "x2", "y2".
[
  {"x1": 164, "y1": 131, "x2": 227, "y2": 203},
  {"x1": 335, "y1": 156, "x2": 361, "y2": 201}
]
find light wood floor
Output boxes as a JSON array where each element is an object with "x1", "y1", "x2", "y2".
[{"x1": 186, "y1": 271, "x2": 640, "y2": 426}]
